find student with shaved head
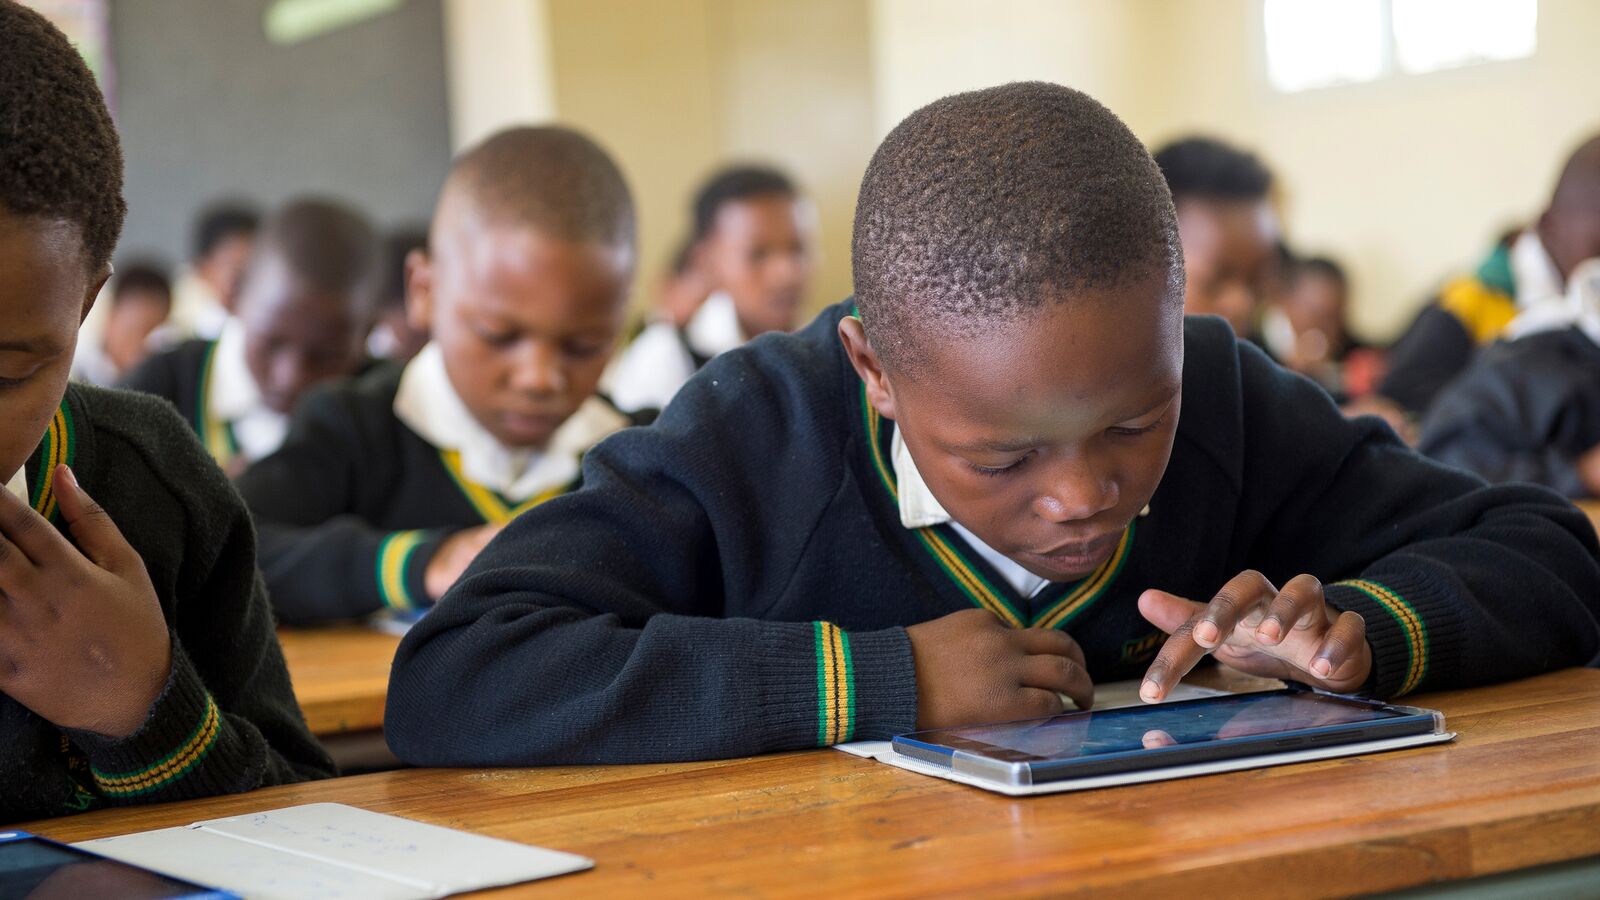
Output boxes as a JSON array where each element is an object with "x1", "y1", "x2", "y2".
[
  {"x1": 383, "y1": 83, "x2": 1600, "y2": 768},
  {"x1": 1381, "y1": 135, "x2": 1600, "y2": 416},
  {"x1": 237, "y1": 126, "x2": 650, "y2": 624},
  {"x1": 123, "y1": 198, "x2": 380, "y2": 474}
]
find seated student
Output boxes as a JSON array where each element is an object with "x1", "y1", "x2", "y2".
[
  {"x1": 1151, "y1": 137, "x2": 1278, "y2": 339},
  {"x1": 1420, "y1": 256, "x2": 1600, "y2": 498},
  {"x1": 0, "y1": 0, "x2": 331, "y2": 822},
  {"x1": 236, "y1": 126, "x2": 647, "y2": 624},
  {"x1": 122, "y1": 198, "x2": 379, "y2": 475},
  {"x1": 71, "y1": 260, "x2": 172, "y2": 386},
  {"x1": 1380, "y1": 133, "x2": 1600, "y2": 416},
  {"x1": 366, "y1": 225, "x2": 431, "y2": 362},
  {"x1": 164, "y1": 201, "x2": 260, "y2": 343},
  {"x1": 604, "y1": 164, "x2": 815, "y2": 412},
  {"x1": 384, "y1": 83, "x2": 1600, "y2": 767}
]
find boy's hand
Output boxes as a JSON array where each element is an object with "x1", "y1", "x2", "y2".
[
  {"x1": 0, "y1": 466, "x2": 171, "y2": 738},
  {"x1": 906, "y1": 608, "x2": 1093, "y2": 729},
  {"x1": 424, "y1": 523, "x2": 504, "y2": 600},
  {"x1": 1137, "y1": 571, "x2": 1371, "y2": 702}
]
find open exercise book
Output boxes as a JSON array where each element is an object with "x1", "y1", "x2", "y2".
[{"x1": 76, "y1": 803, "x2": 591, "y2": 900}]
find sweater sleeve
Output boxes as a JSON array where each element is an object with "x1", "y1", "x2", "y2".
[
  {"x1": 1229, "y1": 339, "x2": 1600, "y2": 699},
  {"x1": 1378, "y1": 303, "x2": 1475, "y2": 415},
  {"x1": 117, "y1": 346, "x2": 187, "y2": 410},
  {"x1": 237, "y1": 389, "x2": 452, "y2": 623},
  {"x1": 386, "y1": 341, "x2": 919, "y2": 767},
  {"x1": 66, "y1": 471, "x2": 335, "y2": 801},
  {"x1": 1418, "y1": 340, "x2": 1591, "y2": 498}
]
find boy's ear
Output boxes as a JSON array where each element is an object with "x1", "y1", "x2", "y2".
[
  {"x1": 80, "y1": 264, "x2": 113, "y2": 324},
  {"x1": 837, "y1": 314, "x2": 899, "y2": 421},
  {"x1": 404, "y1": 249, "x2": 434, "y2": 334}
]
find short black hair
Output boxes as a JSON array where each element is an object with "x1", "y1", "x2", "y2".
[
  {"x1": 0, "y1": 0, "x2": 126, "y2": 274},
  {"x1": 446, "y1": 126, "x2": 634, "y2": 252},
  {"x1": 1292, "y1": 255, "x2": 1347, "y2": 288},
  {"x1": 192, "y1": 201, "x2": 261, "y2": 261},
  {"x1": 249, "y1": 197, "x2": 380, "y2": 311},
  {"x1": 853, "y1": 81, "x2": 1181, "y2": 371},
  {"x1": 1152, "y1": 136, "x2": 1273, "y2": 205},
  {"x1": 691, "y1": 165, "x2": 797, "y2": 243},
  {"x1": 111, "y1": 260, "x2": 172, "y2": 306},
  {"x1": 380, "y1": 225, "x2": 428, "y2": 311}
]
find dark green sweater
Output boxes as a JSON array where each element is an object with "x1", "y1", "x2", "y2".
[
  {"x1": 1, "y1": 384, "x2": 333, "y2": 824},
  {"x1": 236, "y1": 363, "x2": 653, "y2": 623}
]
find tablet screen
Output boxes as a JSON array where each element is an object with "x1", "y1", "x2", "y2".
[
  {"x1": 905, "y1": 691, "x2": 1419, "y2": 762},
  {"x1": 0, "y1": 836, "x2": 225, "y2": 900}
]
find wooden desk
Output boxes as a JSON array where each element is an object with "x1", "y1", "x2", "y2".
[
  {"x1": 276, "y1": 626, "x2": 400, "y2": 736},
  {"x1": 26, "y1": 669, "x2": 1600, "y2": 897}
]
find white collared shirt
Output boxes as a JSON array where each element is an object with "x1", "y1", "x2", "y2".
[
  {"x1": 602, "y1": 291, "x2": 748, "y2": 413},
  {"x1": 4, "y1": 467, "x2": 25, "y2": 504},
  {"x1": 168, "y1": 269, "x2": 231, "y2": 342},
  {"x1": 208, "y1": 318, "x2": 288, "y2": 463},
  {"x1": 393, "y1": 342, "x2": 630, "y2": 501},
  {"x1": 890, "y1": 429, "x2": 1050, "y2": 598}
]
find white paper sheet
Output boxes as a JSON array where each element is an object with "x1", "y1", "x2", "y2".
[{"x1": 75, "y1": 803, "x2": 592, "y2": 900}]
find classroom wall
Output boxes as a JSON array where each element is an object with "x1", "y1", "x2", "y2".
[
  {"x1": 546, "y1": 0, "x2": 875, "y2": 316},
  {"x1": 110, "y1": 0, "x2": 452, "y2": 268},
  {"x1": 440, "y1": 0, "x2": 557, "y2": 151}
]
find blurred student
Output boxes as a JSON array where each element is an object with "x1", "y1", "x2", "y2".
[
  {"x1": 238, "y1": 126, "x2": 650, "y2": 623},
  {"x1": 72, "y1": 261, "x2": 172, "y2": 386},
  {"x1": 368, "y1": 225, "x2": 431, "y2": 362},
  {"x1": 165, "y1": 201, "x2": 259, "y2": 342},
  {"x1": 605, "y1": 164, "x2": 815, "y2": 412},
  {"x1": 1380, "y1": 133, "x2": 1600, "y2": 416},
  {"x1": 1420, "y1": 252, "x2": 1600, "y2": 498},
  {"x1": 1152, "y1": 137, "x2": 1278, "y2": 339},
  {"x1": 383, "y1": 83, "x2": 1600, "y2": 768},
  {"x1": 122, "y1": 198, "x2": 379, "y2": 475},
  {"x1": 0, "y1": 0, "x2": 331, "y2": 822},
  {"x1": 656, "y1": 235, "x2": 714, "y2": 330}
]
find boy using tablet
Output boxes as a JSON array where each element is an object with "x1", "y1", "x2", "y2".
[
  {"x1": 0, "y1": 0, "x2": 332, "y2": 821},
  {"x1": 237, "y1": 126, "x2": 646, "y2": 622},
  {"x1": 387, "y1": 83, "x2": 1600, "y2": 766}
]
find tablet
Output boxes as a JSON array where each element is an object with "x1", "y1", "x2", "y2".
[
  {"x1": 890, "y1": 688, "x2": 1445, "y2": 787},
  {"x1": 0, "y1": 830, "x2": 236, "y2": 899}
]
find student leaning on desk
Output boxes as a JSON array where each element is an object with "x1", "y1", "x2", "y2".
[{"x1": 385, "y1": 82, "x2": 1600, "y2": 768}]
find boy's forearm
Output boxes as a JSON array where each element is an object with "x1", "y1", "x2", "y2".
[{"x1": 257, "y1": 519, "x2": 448, "y2": 623}]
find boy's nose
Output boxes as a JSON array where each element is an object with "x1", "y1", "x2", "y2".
[
  {"x1": 508, "y1": 343, "x2": 565, "y2": 395},
  {"x1": 1031, "y1": 456, "x2": 1119, "y2": 523}
]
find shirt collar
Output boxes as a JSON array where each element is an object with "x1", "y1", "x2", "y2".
[
  {"x1": 4, "y1": 467, "x2": 25, "y2": 504},
  {"x1": 1510, "y1": 230, "x2": 1564, "y2": 310},
  {"x1": 683, "y1": 291, "x2": 748, "y2": 358},
  {"x1": 890, "y1": 428, "x2": 1049, "y2": 598},
  {"x1": 209, "y1": 318, "x2": 263, "y2": 420},
  {"x1": 393, "y1": 342, "x2": 630, "y2": 501}
]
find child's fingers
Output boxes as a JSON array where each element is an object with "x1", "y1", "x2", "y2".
[
  {"x1": 1019, "y1": 652, "x2": 1093, "y2": 711},
  {"x1": 1193, "y1": 570, "x2": 1276, "y2": 649},
  {"x1": 53, "y1": 466, "x2": 137, "y2": 572},
  {"x1": 1254, "y1": 574, "x2": 1326, "y2": 646},
  {"x1": 1309, "y1": 609, "x2": 1368, "y2": 682},
  {"x1": 1016, "y1": 627, "x2": 1087, "y2": 668},
  {"x1": 1140, "y1": 611, "x2": 1210, "y2": 702},
  {"x1": 1137, "y1": 588, "x2": 1204, "y2": 634},
  {"x1": 0, "y1": 480, "x2": 69, "y2": 567}
]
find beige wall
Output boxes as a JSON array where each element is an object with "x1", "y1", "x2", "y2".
[
  {"x1": 446, "y1": 0, "x2": 1600, "y2": 340},
  {"x1": 547, "y1": 0, "x2": 875, "y2": 317}
]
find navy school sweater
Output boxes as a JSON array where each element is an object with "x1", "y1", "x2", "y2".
[
  {"x1": 2, "y1": 385, "x2": 333, "y2": 823},
  {"x1": 385, "y1": 303, "x2": 1600, "y2": 766},
  {"x1": 235, "y1": 363, "x2": 655, "y2": 623}
]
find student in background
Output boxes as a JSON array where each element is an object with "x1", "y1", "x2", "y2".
[
  {"x1": 367, "y1": 225, "x2": 431, "y2": 362},
  {"x1": 655, "y1": 235, "x2": 714, "y2": 331},
  {"x1": 1152, "y1": 137, "x2": 1278, "y2": 339},
  {"x1": 122, "y1": 198, "x2": 379, "y2": 476},
  {"x1": 165, "y1": 201, "x2": 259, "y2": 343},
  {"x1": 1420, "y1": 255, "x2": 1600, "y2": 498},
  {"x1": 1380, "y1": 133, "x2": 1600, "y2": 416},
  {"x1": 71, "y1": 261, "x2": 172, "y2": 386},
  {"x1": 0, "y1": 1, "x2": 331, "y2": 822},
  {"x1": 237, "y1": 126, "x2": 649, "y2": 623},
  {"x1": 385, "y1": 83, "x2": 1600, "y2": 768},
  {"x1": 605, "y1": 164, "x2": 815, "y2": 412}
]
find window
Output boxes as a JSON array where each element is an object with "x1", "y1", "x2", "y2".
[{"x1": 1264, "y1": 0, "x2": 1538, "y2": 93}]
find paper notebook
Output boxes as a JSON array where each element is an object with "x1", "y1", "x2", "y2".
[{"x1": 75, "y1": 803, "x2": 592, "y2": 900}]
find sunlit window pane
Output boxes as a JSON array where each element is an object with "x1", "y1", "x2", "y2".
[
  {"x1": 1264, "y1": 0, "x2": 1387, "y2": 93},
  {"x1": 1392, "y1": 0, "x2": 1537, "y2": 74}
]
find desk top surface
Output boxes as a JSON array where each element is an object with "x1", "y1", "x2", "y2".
[
  {"x1": 276, "y1": 626, "x2": 400, "y2": 735},
  {"x1": 26, "y1": 668, "x2": 1600, "y2": 898}
]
